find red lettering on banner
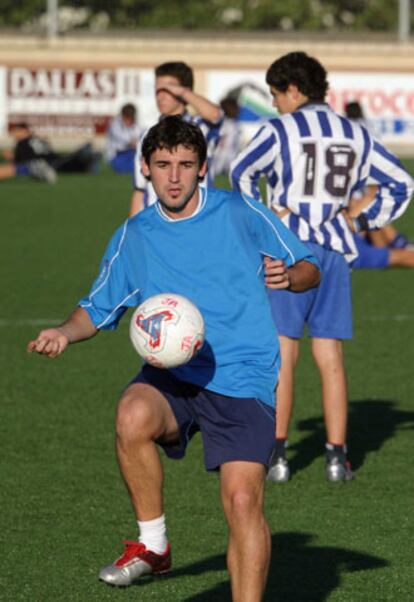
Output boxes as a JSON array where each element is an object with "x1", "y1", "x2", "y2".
[
  {"x1": 329, "y1": 86, "x2": 414, "y2": 117},
  {"x1": 389, "y1": 91, "x2": 404, "y2": 115},
  {"x1": 406, "y1": 93, "x2": 414, "y2": 115},
  {"x1": 368, "y1": 91, "x2": 387, "y2": 115},
  {"x1": 7, "y1": 68, "x2": 116, "y2": 98}
]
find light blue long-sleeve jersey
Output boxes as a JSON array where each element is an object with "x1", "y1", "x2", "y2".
[{"x1": 79, "y1": 187, "x2": 318, "y2": 408}]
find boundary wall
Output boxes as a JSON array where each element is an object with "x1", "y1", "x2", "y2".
[{"x1": 1, "y1": 33, "x2": 414, "y2": 152}]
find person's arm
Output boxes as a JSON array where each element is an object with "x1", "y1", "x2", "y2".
[
  {"x1": 359, "y1": 141, "x2": 414, "y2": 229},
  {"x1": 230, "y1": 124, "x2": 277, "y2": 201},
  {"x1": 264, "y1": 257, "x2": 320, "y2": 292},
  {"x1": 342, "y1": 184, "x2": 378, "y2": 232},
  {"x1": 236, "y1": 191, "x2": 320, "y2": 291},
  {"x1": 2, "y1": 148, "x2": 14, "y2": 161},
  {"x1": 347, "y1": 185, "x2": 378, "y2": 218},
  {"x1": 130, "y1": 189, "x2": 145, "y2": 217},
  {"x1": 27, "y1": 307, "x2": 98, "y2": 359},
  {"x1": 161, "y1": 83, "x2": 222, "y2": 124}
]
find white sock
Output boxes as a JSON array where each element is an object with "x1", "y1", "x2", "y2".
[{"x1": 137, "y1": 514, "x2": 168, "y2": 554}]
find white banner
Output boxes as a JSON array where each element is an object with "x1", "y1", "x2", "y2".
[
  {"x1": 0, "y1": 67, "x2": 5, "y2": 133},
  {"x1": 2, "y1": 66, "x2": 158, "y2": 137},
  {"x1": 1, "y1": 66, "x2": 414, "y2": 147},
  {"x1": 328, "y1": 72, "x2": 414, "y2": 143},
  {"x1": 207, "y1": 69, "x2": 414, "y2": 146}
]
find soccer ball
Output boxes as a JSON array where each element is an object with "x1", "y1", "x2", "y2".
[{"x1": 129, "y1": 293, "x2": 205, "y2": 369}]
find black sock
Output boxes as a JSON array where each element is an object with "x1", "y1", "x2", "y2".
[
  {"x1": 275, "y1": 438, "x2": 288, "y2": 458},
  {"x1": 326, "y1": 442, "x2": 347, "y2": 462}
]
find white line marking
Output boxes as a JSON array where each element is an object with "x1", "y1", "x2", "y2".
[
  {"x1": 0, "y1": 314, "x2": 412, "y2": 327},
  {"x1": 363, "y1": 315, "x2": 414, "y2": 322},
  {"x1": 0, "y1": 319, "x2": 63, "y2": 326},
  {"x1": 0, "y1": 319, "x2": 131, "y2": 327}
]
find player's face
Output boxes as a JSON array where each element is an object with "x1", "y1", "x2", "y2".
[
  {"x1": 142, "y1": 145, "x2": 207, "y2": 218},
  {"x1": 270, "y1": 85, "x2": 306, "y2": 115},
  {"x1": 155, "y1": 76, "x2": 185, "y2": 116}
]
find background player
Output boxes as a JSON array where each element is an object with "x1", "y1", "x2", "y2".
[
  {"x1": 105, "y1": 103, "x2": 142, "y2": 174},
  {"x1": 129, "y1": 61, "x2": 223, "y2": 215},
  {"x1": 1, "y1": 122, "x2": 100, "y2": 183},
  {"x1": 214, "y1": 96, "x2": 242, "y2": 176},
  {"x1": 0, "y1": 122, "x2": 57, "y2": 184},
  {"x1": 231, "y1": 51, "x2": 413, "y2": 483},
  {"x1": 28, "y1": 117, "x2": 319, "y2": 602}
]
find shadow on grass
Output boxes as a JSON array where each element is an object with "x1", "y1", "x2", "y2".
[
  {"x1": 173, "y1": 531, "x2": 387, "y2": 601},
  {"x1": 288, "y1": 399, "x2": 414, "y2": 475}
]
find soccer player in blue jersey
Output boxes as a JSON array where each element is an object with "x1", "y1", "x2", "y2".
[
  {"x1": 28, "y1": 117, "x2": 320, "y2": 601},
  {"x1": 230, "y1": 51, "x2": 413, "y2": 483},
  {"x1": 129, "y1": 61, "x2": 223, "y2": 216}
]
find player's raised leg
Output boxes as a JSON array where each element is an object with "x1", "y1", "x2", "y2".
[
  {"x1": 99, "y1": 382, "x2": 180, "y2": 586},
  {"x1": 220, "y1": 461, "x2": 270, "y2": 602},
  {"x1": 311, "y1": 338, "x2": 353, "y2": 481}
]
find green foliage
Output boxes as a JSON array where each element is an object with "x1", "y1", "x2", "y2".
[
  {"x1": 0, "y1": 0, "x2": 45, "y2": 27},
  {"x1": 0, "y1": 0, "x2": 411, "y2": 32}
]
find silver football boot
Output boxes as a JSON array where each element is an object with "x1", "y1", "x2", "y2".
[
  {"x1": 325, "y1": 456, "x2": 354, "y2": 482},
  {"x1": 99, "y1": 541, "x2": 171, "y2": 587},
  {"x1": 267, "y1": 456, "x2": 290, "y2": 483},
  {"x1": 27, "y1": 159, "x2": 57, "y2": 184}
]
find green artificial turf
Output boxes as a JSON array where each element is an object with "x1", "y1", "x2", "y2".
[{"x1": 1, "y1": 163, "x2": 413, "y2": 601}]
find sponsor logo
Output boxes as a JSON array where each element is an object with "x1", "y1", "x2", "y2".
[{"x1": 135, "y1": 309, "x2": 175, "y2": 350}]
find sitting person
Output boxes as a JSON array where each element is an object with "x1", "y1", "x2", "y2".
[
  {"x1": 353, "y1": 225, "x2": 414, "y2": 269},
  {"x1": 0, "y1": 123, "x2": 57, "y2": 184},
  {"x1": 0, "y1": 122, "x2": 100, "y2": 184},
  {"x1": 106, "y1": 103, "x2": 141, "y2": 174},
  {"x1": 212, "y1": 96, "x2": 242, "y2": 177}
]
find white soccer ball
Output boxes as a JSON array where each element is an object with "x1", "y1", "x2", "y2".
[{"x1": 129, "y1": 293, "x2": 205, "y2": 369}]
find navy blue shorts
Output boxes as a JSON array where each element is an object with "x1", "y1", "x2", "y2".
[
  {"x1": 132, "y1": 364, "x2": 276, "y2": 471},
  {"x1": 268, "y1": 242, "x2": 352, "y2": 340},
  {"x1": 352, "y1": 233, "x2": 389, "y2": 270}
]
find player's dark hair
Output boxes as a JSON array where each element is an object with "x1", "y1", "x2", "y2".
[
  {"x1": 220, "y1": 97, "x2": 240, "y2": 119},
  {"x1": 266, "y1": 52, "x2": 329, "y2": 102},
  {"x1": 142, "y1": 115, "x2": 207, "y2": 167},
  {"x1": 10, "y1": 121, "x2": 30, "y2": 131},
  {"x1": 155, "y1": 62, "x2": 194, "y2": 89},
  {"x1": 344, "y1": 101, "x2": 364, "y2": 120},
  {"x1": 121, "y1": 103, "x2": 136, "y2": 120}
]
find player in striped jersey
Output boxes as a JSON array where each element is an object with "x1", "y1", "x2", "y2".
[
  {"x1": 129, "y1": 61, "x2": 223, "y2": 216},
  {"x1": 230, "y1": 51, "x2": 413, "y2": 483}
]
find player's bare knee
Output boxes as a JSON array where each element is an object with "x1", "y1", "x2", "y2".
[
  {"x1": 311, "y1": 339, "x2": 343, "y2": 368},
  {"x1": 116, "y1": 394, "x2": 160, "y2": 443},
  {"x1": 224, "y1": 487, "x2": 262, "y2": 526}
]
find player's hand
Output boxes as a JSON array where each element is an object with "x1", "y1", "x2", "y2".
[
  {"x1": 264, "y1": 257, "x2": 290, "y2": 289},
  {"x1": 341, "y1": 208, "x2": 357, "y2": 232},
  {"x1": 27, "y1": 328, "x2": 69, "y2": 358}
]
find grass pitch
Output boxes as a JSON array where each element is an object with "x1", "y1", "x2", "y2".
[{"x1": 1, "y1": 163, "x2": 414, "y2": 601}]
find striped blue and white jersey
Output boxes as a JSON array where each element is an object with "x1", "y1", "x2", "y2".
[
  {"x1": 230, "y1": 103, "x2": 413, "y2": 262},
  {"x1": 134, "y1": 111, "x2": 223, "y2": 208},
  {"x1": 105, "y1": 115, "x2": 142, "y2": 162},
  {"x1": 79, "y1": 187, "x2": 318, "y2": 408}
]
